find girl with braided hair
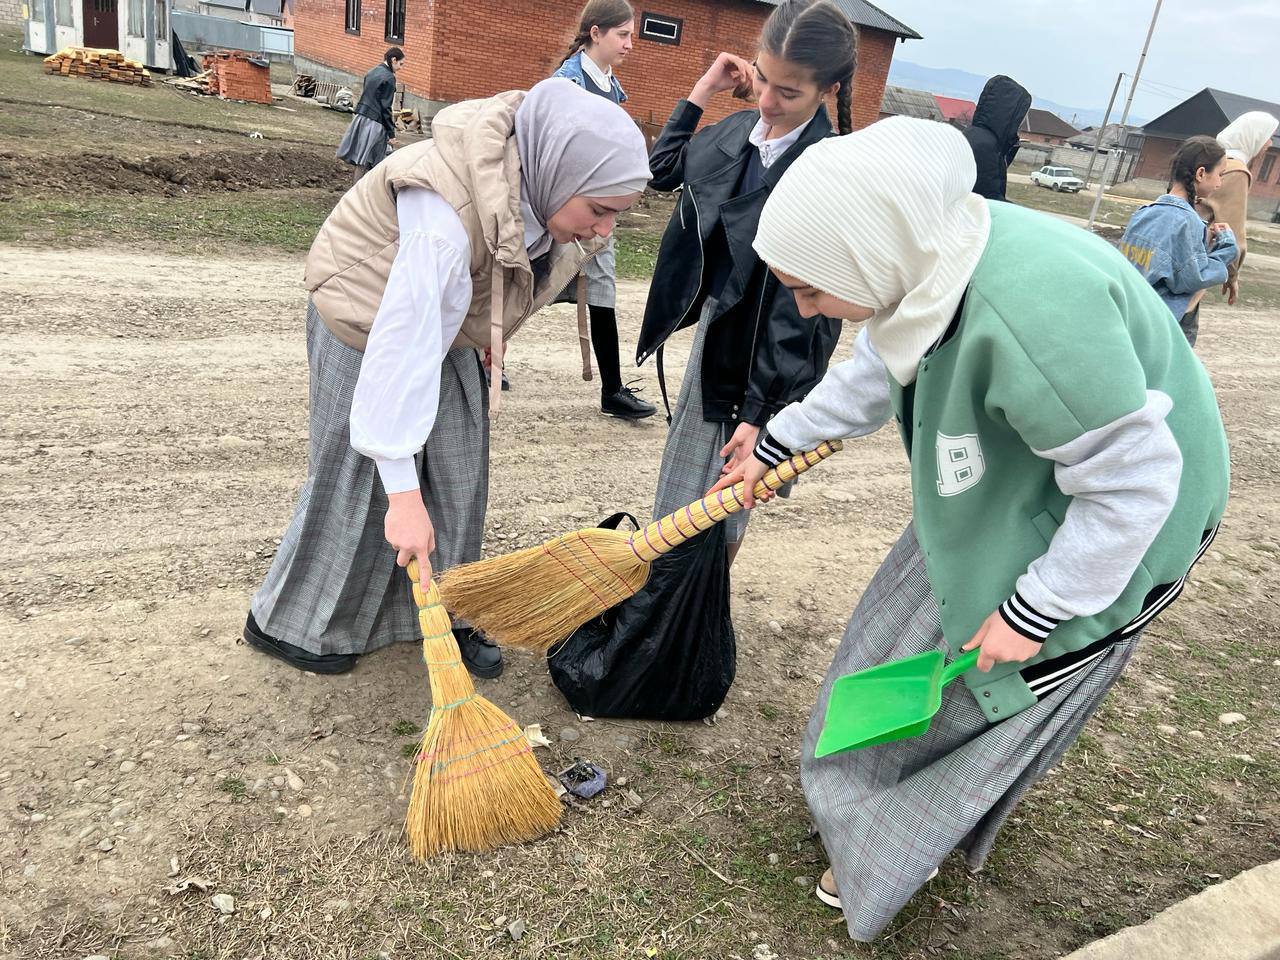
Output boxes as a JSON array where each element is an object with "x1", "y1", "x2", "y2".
[
  {"x1": 1119, "y1": 135, "x2": 1238, "y2": 344},
  {"x1": 638, "y1": 0, "x2": 857, "y2": 566}
]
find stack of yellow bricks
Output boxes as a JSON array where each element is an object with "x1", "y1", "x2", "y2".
[{"x1": 43, "y1": 47, "x2": 152, "y2": 86}]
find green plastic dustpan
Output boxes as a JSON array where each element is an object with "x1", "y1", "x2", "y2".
[{"x1": 814, "y1": 648, "x2": 980, "y2": 758}]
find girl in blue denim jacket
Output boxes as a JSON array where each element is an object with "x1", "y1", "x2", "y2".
[{"x1": 1120, "y1": 135, "x2": 1237, "y2": 345}]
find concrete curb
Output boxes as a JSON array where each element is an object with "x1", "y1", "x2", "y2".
[{"x1": 1061, "y1": 860, "x2": 1280, "y2": 960}]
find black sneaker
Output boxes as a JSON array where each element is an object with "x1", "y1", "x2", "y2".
[
  {"x1": 601, "y1": 382, "x2": 656, "y2": 420},
  {"x1": 242, "y1": 611, "x2": 357, "y2": 675},
  {"x1": 454, "y1": 627, "x2": 504, "y2": 679}
]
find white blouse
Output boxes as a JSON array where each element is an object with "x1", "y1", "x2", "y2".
[{"x1": 348, "y1": 187, "x2": 473, "y2": 495}]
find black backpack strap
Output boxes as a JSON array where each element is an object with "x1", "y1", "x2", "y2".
[
  {"x1": 597, "y1": 511, "x2": 640, "y2": 531},
  {"x1": 656, "y1": 344, "x2": 673, "y2": 424}
]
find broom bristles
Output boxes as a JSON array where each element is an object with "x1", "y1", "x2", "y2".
[
  {"x1": 438, "y1": 528, "x2": 650, "y2": 652},
  {"x1": 404, "y1": 564, "x2": 563, "y2": 857}
]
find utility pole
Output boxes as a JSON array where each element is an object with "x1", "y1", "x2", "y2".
[
  {"x1": 1087, "y1": 0, "x2": 1163, "y2": 230},
  {"x1": 1083, "y1": 72, "x2": 1123, "y2": 187}
]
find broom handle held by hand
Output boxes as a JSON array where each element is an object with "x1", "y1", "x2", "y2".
[{"x1": 629, "y1": 440, "x2": 843, "y2": 562}]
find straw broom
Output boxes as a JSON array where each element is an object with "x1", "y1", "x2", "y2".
[
  {"x1": 439, "y1": 440, "x2": 843, "y2": 653},
  {"x1": 403, "y1": 561, "x2": 562, "y2": 858}
]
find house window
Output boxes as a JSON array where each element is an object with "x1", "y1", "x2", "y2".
[
  {"x1": 127, "y1": 0, "x2": 144, "y2": 36},
  {"x1": 384, "y1": 0, "x2": 404, "y2": 41},
  {"x1": 155, "y1": 0, "x2": 167, "y2": 39},
  {"x1": 639, "y1": 11, "x2": 682, "y2": 45},
  {"x1": 54, "y1": 0, "x2": 73, "y2": 25},
  {"x1": 344, "y1": 0, "x2": 359, "y2": 34},
  {"x1": 1261, "y1": 152, "x2": 1276, "y2": 183}
]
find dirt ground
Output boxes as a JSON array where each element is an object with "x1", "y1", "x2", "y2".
[
  {"x1": 1, "y1": 30, "x2": 1279, "y2": 960},
  {"x1": 3, "y1": 240, "x2": 1279, "y2": 960}
]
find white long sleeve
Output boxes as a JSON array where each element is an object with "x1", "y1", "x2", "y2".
[
  {"x1": 764, "y1": 327, "x2": 894, "y2": 451},
  {"x1": 349, "y1": 188, "x2": 472, "y2": 494}
]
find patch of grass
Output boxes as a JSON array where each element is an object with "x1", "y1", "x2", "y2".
[
  {"x1": 614, "y1": 227, "x2": 661, "y2": 280},
  {"x1": 391, "y1": 719, "x2": 418, "y2": 737},
  {"x1": 758, "y1": 703, "x2": 780, "y2": 721},
  {"x1": 400, "y1": 741, "x2": 419, "y2": 759},
  {"x1": 1007, "y1": 180, "x2": 1136, "y2": 227},
  {"x1": 217, "y1": 776, "x2": 248, "y2": 799},
  {"x1": 0, "y1": 189, "x2": 336, "y2": 253}
]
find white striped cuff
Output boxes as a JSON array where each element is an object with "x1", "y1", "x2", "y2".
[
  {"x1": 753, "y1": 430, "x2": 794, "y2": 469},
  {"x1": 998, "y1": 591, "x2": 1062, "y2": 642}
]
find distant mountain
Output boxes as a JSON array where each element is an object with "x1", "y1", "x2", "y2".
[{"x1": 887, "y1": 60, "x2": 1146, "y2": 129}]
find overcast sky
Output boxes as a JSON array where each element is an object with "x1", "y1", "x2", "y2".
[{"x1": 882, "y1": 0, "x2": 1278, "y2": 120}]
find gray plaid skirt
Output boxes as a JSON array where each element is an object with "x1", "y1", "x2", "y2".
[
  {"x1": 802, "y1": 524, "x2": 1136, "y2": 942},
  {"x1": 250, "y1": 303, "x2": 488, "y2": 656},
  {"x1": 336, "y1": 113, "x2": 389, "y2": 169},
  {"x1": 554, "y1": 236, "x2": 617, "y2": 308},
  {"x1": 652, "y1": 300, "x2": 791, "y2": 544}
]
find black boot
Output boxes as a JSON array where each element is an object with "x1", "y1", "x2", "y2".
[
  {"x1": 242, "y1": 611, "x2": 357, "y2": 675},
  {"x1": 454, "y1": 627, "x2": 504, "y2": 679},
  {"x1": 601, "y1": 383, "x2": 656, "y2": 420}
]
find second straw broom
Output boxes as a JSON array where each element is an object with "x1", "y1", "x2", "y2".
[{"x1": 439, "y1": 440, "x2": 843, "y2": 652}]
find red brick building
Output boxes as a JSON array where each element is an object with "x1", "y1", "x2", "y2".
[
  {"x1": 293, "y1": 0, "x2": 919, "y2": 132},
  {"x1": 1130, "y1": 88, "x2": 1280, "y2": 218},
  {"x1": 1019, "y1": 108, "x2": 1079, "y2": 147}
]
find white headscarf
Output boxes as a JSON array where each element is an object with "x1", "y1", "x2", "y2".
[
  {"x1": 1217, "y1": 111, "x2": 1279, "y2": 165},
  {"x1": 753, "y1": 116, "x2": 991, "y2": 387},
  {"x1": 514, "y1": 78, "x2": 651, "y2": 234}
]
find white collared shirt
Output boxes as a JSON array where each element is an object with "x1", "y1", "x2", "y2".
[
  {"x1": 748, "y1": 114, "x2": 810, "y2": 169},
  {"x1": 579, "y1": 49, "x2": 614, "y2": 94}
]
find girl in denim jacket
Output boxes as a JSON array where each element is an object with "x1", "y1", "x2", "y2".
[{"x1": 1119, "y1": 135, "x2": 1238, "y2": 345}]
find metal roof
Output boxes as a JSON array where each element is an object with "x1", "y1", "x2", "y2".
[
  {"x1": 1021, "y1": 108, "x2": 1079, "y2": 138},
  {"x1": 754, "y1": 0, "x2": 921, "y2": 39},
  {"x1": 879, "y1": 85, "x2": 943, "y2": 121},
  {"x1": 1142, "y1": 88, "x2": 1280, "y2": 148}
]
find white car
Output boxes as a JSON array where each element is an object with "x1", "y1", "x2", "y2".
[{"x1": 1031, "y1": 166, "x2": 1084, "y2": 192}]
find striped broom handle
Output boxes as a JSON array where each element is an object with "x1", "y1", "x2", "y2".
[{"x1": 629, "y1": 440, "x2": 843, "y2": 562}]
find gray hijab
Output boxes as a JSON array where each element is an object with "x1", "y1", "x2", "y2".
[{"x1": 514, "y1": 77, "x2": 651, "y2": 232}]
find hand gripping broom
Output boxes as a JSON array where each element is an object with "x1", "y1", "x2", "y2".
[
  {"x1": 403, "y1": 561, "x2": 562, "y2": 858},
  {"x1": 439, "y1": 440, "x2": 843, "y2": 653}
]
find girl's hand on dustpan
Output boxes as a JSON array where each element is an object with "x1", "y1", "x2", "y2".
[
  {"x1": 709, "y1": 456, "x2": 772, "y2": 509},
  {"x1": 961, "y1": 610, "x2": 1042, "y2": 673},
  {"x1": 385, "y1": 489, "x2": 436, "y2": 576}
]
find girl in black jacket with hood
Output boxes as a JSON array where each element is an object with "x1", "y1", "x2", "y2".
[{"x1": 640, "y1": 0, "x2": 855, "y2": 565}]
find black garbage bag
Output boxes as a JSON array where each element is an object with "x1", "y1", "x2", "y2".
[
  {"x1": 171, "y1": 33, "x2": 200, "y2": 78},
  {"x1": 548, "y1": 512, "x2": 735, "y2": 721}
]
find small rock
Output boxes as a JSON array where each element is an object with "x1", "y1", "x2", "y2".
[
  {"x1": 260, "y1": 906, "x2": 273, "y2": 920},
  {"x1": 323, "y1": 898, "x2": 352, "y2": 915},
  {"x1": 793, "y1": 875, "x2": 812, "y2": 888},
  {"x1": 507, "y1": 918, "x2": 526, "y2": 941},
  {"x1": 85, "y1": 759, "x2": 98, "y2": 768},
  {"x1": 1231, "y1": 753, "x2": 1256, "y2": 764},
  {"x1": 272, "y1": 776, "x2": 286, "y2": 788},
  {"x1": 297, "y1": 804, "x2": 313, "y2": 818},
  {"x1": 767, "y1": 853, "x2": 780, "y2": 866},
  {"x1": 768, "y1": 620, "x2": 782, "y2": 635},
  {"x1": 211, "y1": 893, "x2": 236, "y2": 914},
  {"x1": 65, "y1": 636, "x2": 85, "y2": 646},
  {"x1": 284, "y1": 768, "x2": 305, "y2": 791},
  {"x1": 753, "y1": 945, "x2": 778, "y2": 960},
  {"x1": 1188, "y1": 729, "x2": 1205, "y2": 740},
  {"x1": 168, "y1": 856, "x2": 181, "y2": 877},
  {"x1": 97, "y1": 838, "x2": 114, "y2": 853},
  {"x1": 1192, "y1": 814, "x2": 1209, "y2": 825},
  {"x1": 140, "y1": 751, "x2": 154, "y2": 761},
  {"x1": 181, "y1": 722, "x2": 203, "y2": 735},
  {"x1": 1218, "y1": 712, "x2": 1246, "y2": 725},
  {"x1": 1156, "y1": 724, "x2": 1177, "y2": 737},
  {"x1": 148, "y1": 936, "x2": 175, "y2": 950},
  {"x1": 29, "y1": 812, "x2": 47, "y2": 823},
  {"x1": 119, "y1": 760, "x2": 137, "y2": 774},
  {"x1": 559, "y1": 727, "x2": 580, "y2": 743}
]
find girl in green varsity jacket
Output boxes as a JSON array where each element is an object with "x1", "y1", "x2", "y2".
[{"x1": 712, "y1": 117, "x2": 1229, "y2": 942}]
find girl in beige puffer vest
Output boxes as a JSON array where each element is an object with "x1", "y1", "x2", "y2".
[{"x1": 244, "y1": 78, "x2": 650, "y2": 678}]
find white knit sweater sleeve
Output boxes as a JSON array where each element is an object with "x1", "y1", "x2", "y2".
[
  {"x1": 349, "y1": 188, "x2": 472, "y2": 494},
  {"x1": 999, "y1": 390, "x2": 1182, "y2": 638},
  {"x1": 756, "y1": 327, "x2": 894, "y2": 460}
]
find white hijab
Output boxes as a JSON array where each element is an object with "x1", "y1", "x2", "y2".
[
  {"x1": 1217, "y1": 111, "x2": 1278, "y2": 165},
  {"x1": 753, "y1": 116, "x2": 991, "y2": 387}
]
